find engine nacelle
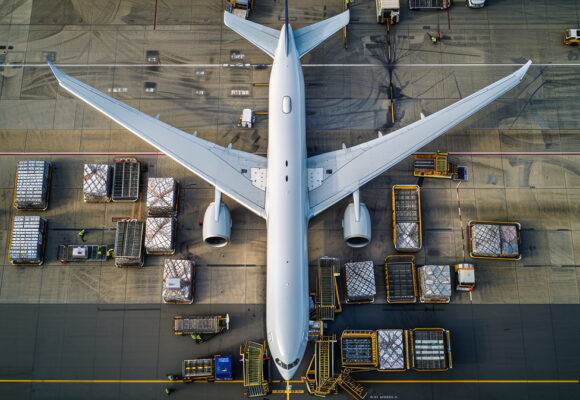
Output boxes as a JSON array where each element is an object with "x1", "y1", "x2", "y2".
[
  {"x1": 342, "y1": 202, "x2": 371, "y2": 248},
  {"x1": 202, "y1": 202, "x2": 232, "y2": 247}
]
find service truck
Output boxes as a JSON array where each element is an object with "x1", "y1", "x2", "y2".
[
  {"x1": 376, "y1": 0, "x2": 400, "y2": 24},
  {"x1": 182, "y1": 355, "x2": 232, "y2": 382}
]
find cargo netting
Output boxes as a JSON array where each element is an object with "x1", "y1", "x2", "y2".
[
  {"x1": 83, "y1": 164, "x2": 111, "y2": 202},
  {"x1": 147, "y1": 177, "x2": 177, "y2": 216},
  {"x1": 396, "y1": 222, "x2": 420, "y2": 250},
  {"x1": 145, "y1": 217, "x2": 175, "y2": 254},
  {"x1": 344, "y1": 261, "x2": 376, "y2": 302},
  {"x1": 162, "y1": 259, "x2": 194, "y2": 303},
  {"x1": 377, "y1": 330, "x2": 405, "y2": 370},
  {"x1": 418, "y1": 265, "x2": 451, "y2": 302},
  {"x1": 472, "y1": 223, "x2": 519, "y2": 257},
  {"x1": 9, "y1": 216, "x2": 45, "y2": 264},
  {"x1": 14, "y1": 161, "x2": 50, "y2": 210}
]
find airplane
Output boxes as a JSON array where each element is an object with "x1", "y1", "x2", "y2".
[{"x1": 48, "y1": 1, "x2": 531, "y2": 381}]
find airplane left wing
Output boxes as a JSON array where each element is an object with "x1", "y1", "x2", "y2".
[
  {"x1": 307, "y1": 61, "x2": 532, "y2": 217},
  {"x1": 48, "y1": 62, "x2": 267, "y2": 219}
]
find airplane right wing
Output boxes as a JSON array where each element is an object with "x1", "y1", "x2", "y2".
[{"x1": 307, "y1": 61, "x2": 532, "y2": 217}]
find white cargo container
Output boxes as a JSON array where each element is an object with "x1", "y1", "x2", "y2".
[
  {"x1": 9, "y1": 216, "x2": 47, "y2": 265},
  {"x1": 83, "y1": 164, "x2": 111, "y2": 202},
  {"x1": 163, "y1": 259, "x2": 195, "y2": 304},
  {"x1": 13, "y1": 161, "x2": 51, "y2": 210}
]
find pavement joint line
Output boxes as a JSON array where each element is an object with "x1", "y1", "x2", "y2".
[
  {"x1": 7, "y1": 63, "x2": 580, "y2": 68},
  {"x1": 0, "y1": 379, "x2": 576, "y2": 384},
  {"x1": 4, "y1": 152, "x2": 580, "y2": 157}
]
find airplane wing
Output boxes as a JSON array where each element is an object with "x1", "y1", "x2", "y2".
[
  {"x1": 307, "y1": 61, "x2": 532, "y2": 217},
  {"x1": 48, "y1": 62, "x2": 268, "y2": 219}
]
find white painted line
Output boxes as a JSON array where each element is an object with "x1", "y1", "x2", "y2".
[{"x1": 7, "y1": 63, "x2": 580, "y2": 68}]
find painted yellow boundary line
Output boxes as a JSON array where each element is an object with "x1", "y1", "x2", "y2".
[{"x1": 357, "y1": 380, "x2": 579, "y2": 384}]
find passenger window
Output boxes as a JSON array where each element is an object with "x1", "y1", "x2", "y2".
[{"x1": 282, "y1": 96, "x2": 291, "y2": 114}]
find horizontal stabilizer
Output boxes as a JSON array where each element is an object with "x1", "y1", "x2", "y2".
[
  {"x1": 294, "y1": 10, "x2": 349, "y2": 58},
  {"x1": 223, "y1": 11, "x2": 280, "y2": 58}
]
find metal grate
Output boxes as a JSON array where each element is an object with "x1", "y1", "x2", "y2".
[
  {"x1": 114, "y1": 220, "x2": 144, "y2": 267},
  {"x1": 386, "y1": 262, "x2": 416, "y2": 303},
  {"x1": 112, "y1": 158, "x2": 140, "y2": 201},
  {"x1": 412, "y1": 330, "x2": 447, "y2": 370}
]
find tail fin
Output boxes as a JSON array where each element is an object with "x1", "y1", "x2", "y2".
[
  {"x1": 224, "y1": 11, "x2": 280, "y2": 59},
  {"x1": 293, "y1": 10, "x2": 349, "y2": 58}
]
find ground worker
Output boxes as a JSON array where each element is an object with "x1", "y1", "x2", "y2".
[
  {"x1": 97, "y1": 247, "x2": 102, "y2": 256},
  {"x1": 164, "y1": 387, "x2": 171, "y2": 395},
  {"x1": 78, "y1": 229, "x2": 86, "y2": 241},
  {"x1": 167, "y1": 374, "x2": 174, "y2": 381},
  {"x1": 106, "y1": 248, "x2": 113, "y2": 257},
  {"x1": 431, "y1": 35, "x2": 437, "y2": 44}
]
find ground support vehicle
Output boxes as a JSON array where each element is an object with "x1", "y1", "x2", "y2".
[
  {"x1": 455, "y1": 263, "x2": 475, "y2": 291},
  {"x1": 343, "y1": 261, "x2": 376, "y2": 303},
  {"x1": 417, "y1": 265, "x2": 452, "y2": 303},
  {"x1": 413, "y1": 151, "x2": 466, "y2": 180},
  {"x1": 468, "y1": 220, "x2": 521, "y2": 260},
  {"x1": 409, "y1": 0, "x2": 451, "y2": 10},
  {"x1": 392, "y1": 185, "x2": 422, "y2": 252},
  {"x1": 376, "y1": 0, "x2": 400, "y2": 24},
  {"x1": 313, "y1": 257, "x2": 342, "y2": 320},
  {"x1": 228, "y1": 0, "x2": 253, "y2": 19},
  {"x1": 304, "y1": 335, "x2": 338, "y2": 396},
  {"x1": 58, "y1": 245, "x2": 108, "y2": 263},
  {"x1": 467, "y1": 0, "x2": 485, "y2": 8},
  {"x1": 409, "y1": 328, "x2": 452, "y2": 371},
  {"x1": 384, "y1": 255, "x2": 417, "y2": 303},
  {"x1": 564, "y1": 29, "x2": 580, "y2": 45},
  {"x1": 241, "y1": 341, "x2": 269, "y2": 397},
  {"x1": 174, "y1": 314, "x2": 230, "y2": 343},
  {"x1": 181, "y1": 355, "x2": 232, "y2": 382}
]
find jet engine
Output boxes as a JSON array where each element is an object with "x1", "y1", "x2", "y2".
[
  {"x1": 202, "y1": 201, "x2": 232, "y2": 247},
  {"x1": 342, "y1": 202, "x2": 371, "y2": 248}
]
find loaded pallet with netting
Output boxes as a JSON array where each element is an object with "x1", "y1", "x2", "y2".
[
  {"x1": 343, "y1": 261, "x2": 376, "y2": 304},
  {"x1": 9, "y1": 216, "x2": 47, "y2": 265},
  {"x1": 13, "y1": 160, "x2": 51, "y2": 210},
  {"x1": 392, "y1": 185, "x2": 422, "y2": 252}
]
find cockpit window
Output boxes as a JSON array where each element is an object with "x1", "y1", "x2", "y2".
[
  {"x1": 282, "y1": 96, "x2": 292, "y2": 114},
  {"x1": 275, "y1": 358, "x2": 300, "y2": 370}
]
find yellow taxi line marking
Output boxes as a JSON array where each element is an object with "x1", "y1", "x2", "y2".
[{"x1": 357, "y1": 380, "x2": 579, "y2": 384}]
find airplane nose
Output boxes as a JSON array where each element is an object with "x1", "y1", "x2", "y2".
[{"x1": 279, "y1": 369, "x2": 293, "y2": 381}]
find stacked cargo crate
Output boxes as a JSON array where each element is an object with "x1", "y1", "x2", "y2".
[
  {"x1": 83, "y1": 164, "x2": 111, "y2": 202},
  {"x1": 469, "y1": 221, "x2": 521, "y2": 260},
  {"x1": 9, "y1": 216, "x2": 47, "y2": 265},
  {"x1": 343, "y1": 261, "x2": 376, "y2": 303},
  {"x1": 145, "y1": 178, "x2": 178, "y2": 255},
  {"x1": 162, "y1": 259, "x2": 195, "y2": 304},
  {"x1": 114, "y1": 220, "x2": 144, "y2": 267},
  {"x1": 13, "y1": 161, "x2": 51, "y2": 210},
  {"x1": 377, "y1": 329, "x2": 407, "y2": 371},
  {"x1": 417, "y1": 265, "x2": 451, "y2": 303}
]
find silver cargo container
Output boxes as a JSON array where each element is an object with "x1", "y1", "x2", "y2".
[
  {"x1": 344, "y1": 261, "x2": 376, "y2": 303},
  {"x1": 377, "y1": 329, "x2": 406, "y2": 371},
  {"x1": 144, "y1": 217, "x2": 175, "y2": 255},
  {"x1": 163, "y1": 259, "x2": 194, "y2": 304},
  {"x1": 9, "y1": 216, "x2": 47, "y2": 265},
  {"x1": 417, "y1": 265, "x2": 451, "y2": 303},
  {"x1": 13, "y1": 161, "x2": 51, "y2": 210},
  {"x1": 83, "y1": 164, "x2": 111, "y2": 202},
  {"x1": 147, "y1": 177, "x2": 178, "y2": 216}
]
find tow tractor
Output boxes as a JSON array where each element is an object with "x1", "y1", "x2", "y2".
[
  {"x1": 413, "y1": 151, "x2": 467, "y2": 180},
  {"x1": 564, "y1": 29, "x2": 580, "y2": 46},
  {"x1": 228, "y1": 0, "x2": 253, "y2": 19}
]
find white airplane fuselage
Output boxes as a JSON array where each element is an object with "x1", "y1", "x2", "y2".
[{"x1": 265, "y1": 25, "x2": 309, "y2": 380}]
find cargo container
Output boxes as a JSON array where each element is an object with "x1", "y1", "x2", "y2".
[
  {"x1": 392, "y1": 185, "x2": 422, "y2": 252},
  {"x1": 162, "y1": 259, "x2": 195, "y2": 304},
  {"x1": 114, "y1": 220, "x2": 144, "y2": 267},
  {"x1": 409, "y1": 328, "x2": 452, "y2": 371},
  {"x1": 144, "y1": 217, "x2": 175, "y2": 255},
  {"x1": 455, "y1": 263, "x2": 475, "y2": 291},
  {"x1": 147, "y1": 177, "x2": 178, "y2": 216},
  {"x1": 468, "y1": 220, "x2": 521, "y2": 260},
  {"x1": 340, "y1": 328, "x2": 451, "y2": 372},
  {"x1": 343, "y1": 261, "x2": 376, "y2": 303},
  {"x1": 83, "y1": 164, "x2": 111, "y2": 202},
  {"x1": 417, "y1": 264, "x2": 451, "y2": 303},
  {"x1": 9, "y1": 216, "x2": 47, "y2": 265},
  {"x1": 181, "y1": 355, "x2": 232, "y2": 382},
  {"x1": 409, "y1": 0, "x2": 451, "y2": 10},
  {"x1": 384, "y1": 255, "x2": 417, "y2": 303},
  {"x1": 112, "y1": 158, "x2": 140, "y2": 202},
  {"x1": 13, "y1": 161, "x2": 51, "y2": 210}
]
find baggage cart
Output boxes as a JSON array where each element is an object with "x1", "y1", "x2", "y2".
[
  {"x1": 392, "y1": 185, "x2": 422, "y2": 252},
  {"x1": 385, "y1": 255, "x2": 417, "y2": 303}
]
